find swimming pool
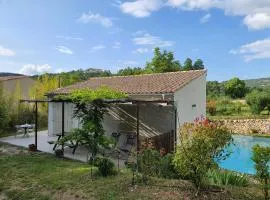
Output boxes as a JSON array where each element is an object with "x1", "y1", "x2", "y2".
[{"x1": 218, "y1": 135, "x2": 270, "y2": 174}]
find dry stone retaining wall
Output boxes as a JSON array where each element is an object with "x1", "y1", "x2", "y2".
[{"x1": 214, "y1": 119, "x2": 270, "y2": 135}]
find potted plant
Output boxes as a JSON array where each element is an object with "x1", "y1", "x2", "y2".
[
  {"x1": 28, "y1": 144, "x2": 36, "y2": 152},
  {"x1": 55, "y1": 149, "x2": 64, "y2": 158}
]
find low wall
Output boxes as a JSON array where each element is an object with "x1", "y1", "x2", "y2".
[{"x1": 214, "y1": 119, "x2": 270, "y2": 135}]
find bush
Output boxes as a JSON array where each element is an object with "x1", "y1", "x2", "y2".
[
  {"x1": 252, "y1": 145, "x2": 270, "y2": 200},
  {"x1": 138, "y1": 149, "x2": 161, "y2": 179},
  {"x1": 95, "y1": 157, "x2": 116, "y2": 177},
  {"x1": 207, "y1": 100, "x2": 217, "y2": 116},
  {"x1": 246, "y1": 90, "x2": 270, "y2": 114},
  {"x1": 136, "y1": 149, "x2": 178, "y2": 181},
  {"x1": 173, "y1": 120, "x2": 233, "y2": 192},
  {"x1": 159, "y1": 153, "x2": 179, "y2": 179},
  {"x1": 207, "y1": 170, "x2": 249, "y2": 187}
]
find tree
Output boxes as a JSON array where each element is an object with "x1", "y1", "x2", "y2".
[
  {"x1": 145, "y1": 47, "x2": 181, "y2": 73},
  {"x1": 246, "y1": 90, "x2": 270, "y2": 114},
  {"x1": 224, "y1": 77, "x2": 247, "y2": 99},
  {"x1": 252, "y1": 145, "x2": 270, "y2": 200},
  {"x1": 207, "y1": 81, "x2": 225, "y2": 97},
  {"x1": 193, "y1": 59, "x2": 205, "y2": 70},
  {"x1": 173, "y1": 120, "x2": 232, "y2": 194},
  {"x1": 117, "y1": 67, "x2": 144, "y2": 76},
  {"x1": 182, "y1": 58, "x2": 193, "y2": 71}
]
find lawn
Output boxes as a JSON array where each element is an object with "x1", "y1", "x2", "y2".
[{"x1": 0, "y1": 142, "x2": 265, "y2": 200}]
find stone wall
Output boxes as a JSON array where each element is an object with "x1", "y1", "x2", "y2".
[{"x1": 214, "y1": 119, "x2": 270, "y2": 135}]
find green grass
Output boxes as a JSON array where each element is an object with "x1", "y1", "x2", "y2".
[{"x1": 0, "y1": 142, "x2": 265, "y2": 200}]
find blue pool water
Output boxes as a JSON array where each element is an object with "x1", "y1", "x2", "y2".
[{"x1": 218, "y1": 135, "x2": 270, "y2": 174}]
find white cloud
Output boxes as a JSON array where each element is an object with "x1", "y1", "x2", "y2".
[
  {"x1": 56, "y1": 36, "x2": 83, "y2": 41},
  {"x1": 0, "y1": 45, "x2": 15, "y2": 56},
  {"x1": 113, "y1": 42, "x2": 121, "y2": 49},
  {"x1": 133, "y1": 48, "x2": 149, "y2": 54},
  {"x1": 56, "y1": 46, "x2": 73, "y2": 55},
  {"x1": 120, "y1": 0, "x2": 163, "y2": 18},
  {"x1": 120, "y1": 0, "x2": 270, "y2": 30},
  {"x1": 200, "y1": 13, "x2": 211, "y2": 23},
  {"x1": 133, "y1": 32, "x2": 174, "y2": 47},
  {"x1": 19, "y1": 64, "x2": 52, "y2": 75},
  {"x1": 90, "y1": 44, "x2": 106, "y2": 52},
  {"x1": 243, "y1": 13, "x2": 270, "y2": 30},
  {"x1": 230, "y1": 38, "x2": 270, "y2": 62},
  {"x1": 77, "y1": 11, "x2": 113, "y2": 28}
]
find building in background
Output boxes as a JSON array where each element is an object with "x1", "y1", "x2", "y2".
[{"x1": 0, "y1": 76, "x2": 36, "y2": 98}]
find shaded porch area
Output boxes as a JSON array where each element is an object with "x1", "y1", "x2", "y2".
[{"x1": 0, "y1": 131, "x2": 127, "y2": 167}]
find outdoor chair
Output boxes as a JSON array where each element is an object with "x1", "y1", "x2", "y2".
[
  {"x1": 27, "y1": 124, "x2": 35, "y2": 133},
  {"x1": 14, "y1": 125, "x2": 23, "y2": 137},
  {"x1": 117, "y1": 133, "x2": 136, "y2": 153}
]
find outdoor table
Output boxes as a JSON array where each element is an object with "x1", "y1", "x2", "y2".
[{"x1": 17, "y1": 124, "x2": 33, "y2": 136}]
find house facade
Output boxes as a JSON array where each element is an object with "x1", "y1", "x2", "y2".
[
  {"x1": 0, "y1": 76, "x2": 36, "y2": 98},
  {"x1": 47, "y1": 70, "x2": 207, "y2": 144}
]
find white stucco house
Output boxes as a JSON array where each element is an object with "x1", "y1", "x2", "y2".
[{"x1": 47, "y1": 70, "x2": 206, "y2": 151}]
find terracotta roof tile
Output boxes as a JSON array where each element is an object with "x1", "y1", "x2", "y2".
[{"x1": 52, "y1": 70, "x2": 206, "y2": 95}]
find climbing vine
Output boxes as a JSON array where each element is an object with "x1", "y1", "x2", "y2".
[{"x1": 54, "y1": 86, "x2": 127, "y2": 160}]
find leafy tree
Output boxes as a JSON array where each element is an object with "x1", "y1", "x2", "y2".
[
  {"x1": 207, "y1": 81, "x2": 225, "y2": 97},
  {"x1": 117, "y1": 67, "x2": 144, "y2": 76},
  {"x1": 252, "y1": 145, "x2": 270, "y2": 200},
  {"x1": 182, "y1": 58, "x2": 193, "y2": 71},
  {"x1": 193, "y1": 59, "x2": 205, "y2": 70},
  {"x1": 224, "y1": 77, "x2": 247, "y2": 99},
  {"x1": 173, "y1": 120, "x2": 232, "y2": 193},
  {"x1": 246, "y1": 90, "x2": 270, "y2": 114},
  {"x1": 145, "y1": 47, "x2": 181, "y2": 73}
]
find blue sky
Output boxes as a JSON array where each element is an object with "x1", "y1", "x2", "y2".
[{"x1": 1, "y1": 0, "x2": 270, "y2": 81}]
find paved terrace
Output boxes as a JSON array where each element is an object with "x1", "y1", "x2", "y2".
[{"x1": 0, "y1": 131, "x2": 126, "y2": 168}]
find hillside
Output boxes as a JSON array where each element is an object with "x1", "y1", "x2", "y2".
[
  {"x1": 245, "y1": 77, "x2": 270, "y2": 88},
  {"x1": 0, "y1": 72, "x2": 24, "y2": 77}
]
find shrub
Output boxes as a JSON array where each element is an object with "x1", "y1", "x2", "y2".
[
  {"x1": 138, "y1": 149, "x2": 161, "y2": 179},
  {"x1": 95, "y1": 157, "x2": 116, "y2": 177},
  {"x1": 173, "y1": 120, "x2": 233, "y2": 193},
  {"x1": 159, "y1": 153, "x2": 179, "y2": 179},
  {"x1": 246, "y1": 90, "x2": 270, "y2": 114},
  {"x1": 207, "y1": 100, "x2": 217, "y2": 116},
  {"x1": 252, "y1": 145, "x2": 270, "y2": 200},
  {"x1": 136, "y1": 149, "x2": 178, "y2": 181},
  {"x1": 207, "y1": 170, "x2": 249, "y2": 187}
]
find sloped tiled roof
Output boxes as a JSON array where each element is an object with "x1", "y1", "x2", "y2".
[
  {"x1": 52, "y1": 70, "x2": 206, "y2": 95},
  {"x1": 0, "y1": 76, "x2": 28, "y2": 81}
]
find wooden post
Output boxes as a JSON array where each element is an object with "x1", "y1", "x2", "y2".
[
  {"x1": 174, "y1": 108, "x2": 177, "y2": 152},
  {"x1": 136, "y1": 103, "x2": 140, "y2": 153},
  {"x1": 35, "y1": 101, "x2": 38, "y2": 151},
  {"x1": 62, "y1": 102, "x2": 65, "y2": 137},
  {"x1": 61, "y1": 102, "x2": 65, "y2": 151}
]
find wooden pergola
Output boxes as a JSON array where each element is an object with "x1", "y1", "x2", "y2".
[{"x1": 20, "y1": 98, "x2": 177, "y2": 152}]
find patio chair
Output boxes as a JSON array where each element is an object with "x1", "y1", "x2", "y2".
[
  {"x1": 27, "y1": 124, "x2": 35, "y2": 133},
  {"x1": 14, "y1": 125, "x2": 23, "y2": 137},
  {"x1": 118, "y1": 133, "x2": 135, "y2": 153}
]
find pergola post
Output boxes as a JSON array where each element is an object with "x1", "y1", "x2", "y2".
[
  {"x1": 61, "y1": 102, "x2": 65, "y2": 151},
  {"x1": 62, "y1": 102, "x2": 65, "y2": 137},
  {"x1": 35, "y1": 101, "x2": 38, "y2": 151},
  {"x1": 136, "y1": 103, "x2": 140, "y2": 154},
  {"x1": 174, "y1": 107, "x2": 177, "y2": 152}
]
